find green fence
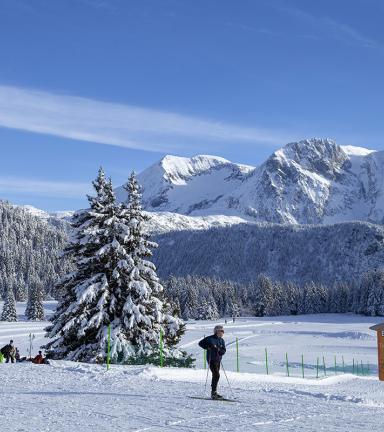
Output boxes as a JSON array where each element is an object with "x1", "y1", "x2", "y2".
[
  {"x1": 181, "y1": 346, "x2": 371, "y2": 379},
  {"x1": 106, "y1": 327, "x2": 372, "y2": 379}
]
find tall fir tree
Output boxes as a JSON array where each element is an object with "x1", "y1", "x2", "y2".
[
  {"x1": 25, "y1": 280, "x2": 46, "y2": 321},
  {"x1": 330, "y1": 282, "x2": 341, "y2": 313},
  {"x1": 195, "y1": 296, "x2": 209, "y2": 320},
  {"x1": 43, "y1": 169, "x2": 184, "y2": 362},
  {"x1": 120, "y1": 171, "x2": 185, "y2": 345},
  {"x1": 1, "y1": 289, "x2": 18, "y2": 322}
]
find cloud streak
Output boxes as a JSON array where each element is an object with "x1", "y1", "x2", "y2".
[
  {"x1": 271, "y1": 3, "x2": 379, "y2": 49},
  {"x1": 0, "y1": 176, "x2": 93, "y2": 198},
  {"x1": 0, "y1": 85, "x2": 286, "y2": 153}
]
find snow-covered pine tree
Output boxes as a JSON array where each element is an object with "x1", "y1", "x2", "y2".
[
  {"x1": 207, "y1": 294, "x2": 220, "y2": 320},
  {"x1": 330, "y1": 282, "x2": 340, "y2": 313},
  {"x1": 279, "y1": 291, "x2": 291, "y2": 316},
  {"x1": 318, "y1": 284, "x2": 328, "y2": 313},
  {"x1": 367, "y1": 270, "x2": 384, "y2": 317},
  {"x1": 298, "y1": 285, "x2": 307, "y2": 315},
  {"x1": 16, "y1": 274, "x2": 27, "y2": 302},
  {"x1": 358, "y1": 273, "x2": 371, "y2": 315},
  {"x1": 25, "y1": 280, "x2": 46, "y2": 321},
  {"x1": 272, "y1": 281, "x2": 284, "y2": 316},
  {"x1": 184, "y1": 275, "x2": 199, "y2": 318},
  {"x1": 304, "y1": 283, "x2": 314, "y2": 315},
  {"x1": 223, "y1": 295, "x2": 233, "y2": 317},
  {"x1": 195, "y1": 296, "x2": 209, "y2": 320},
  {"x1": 1, "y1": 289, "x2": 18, "y2": 322},
  {"x1": 43, "y1": 167, "x2": 116, "y2": 361},
  {"x1": 286, "y1": 281, "x2": 298, "y2": 315},
  {"x1": 253, "y1": 274, "x2": 273, "y2": 317},
  {"x1": 158, "y1": 288, "x2": 185, "y2": 345},
  {"x1": 347, "y1": 278, "x2": 357, "y2": 312},
  {"x1": 231, "y1": 302, "x2": 239, "y2": 319},
  {"x1": 43, "y1": 168, "x2": 184, "y2": 363},
  {"x1": 120, "y1": 170, "x2": 185, "y2": 345},
  {"x1": 339, "y1": 282, "x2": 349, "y2": 314}
]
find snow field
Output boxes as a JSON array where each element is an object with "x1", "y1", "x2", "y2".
[
  {"x1": 1, "y1": 303, "x2": 384, "y2": 431},
  {"x1": 181, "y1": 315, "x2": 381, "y2": 380}
]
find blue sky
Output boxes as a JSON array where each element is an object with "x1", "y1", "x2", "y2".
[{"x1": 0, "y1": 0, "x2": 383, "y2": 212}]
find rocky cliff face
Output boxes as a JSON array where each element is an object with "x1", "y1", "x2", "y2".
[{"x1": 115, "y1": 138, "x2": 383, "y2": 226}]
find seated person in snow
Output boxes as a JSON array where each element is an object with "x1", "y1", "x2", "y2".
[
  {"x1": 32, "y1": 351, "x2": 43, "y2": 364},
  {"x1": 32, "y1": 351, "x2": 49, "y2": 364}
]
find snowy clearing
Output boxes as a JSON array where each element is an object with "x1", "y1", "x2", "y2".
[{"x1": 1, "y1": 303, "x2": 384, "y2": 431}]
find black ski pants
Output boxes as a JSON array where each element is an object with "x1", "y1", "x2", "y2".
[
  {"x1": 209, "y1": 361, "x2": 220, "y2": 392},
  {"x1": 5, "y1": 353, "x2": 14, "y2": 363}
]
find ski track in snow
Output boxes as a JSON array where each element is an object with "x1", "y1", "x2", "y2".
[
  {"x1": 2, "y1": 362, "x2": 383, "y2": 431},
  {"x1": 1, "y1": 304, "x2": 384, "y2": 431}
]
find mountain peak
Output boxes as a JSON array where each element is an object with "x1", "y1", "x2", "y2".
[
  {"x1": 270, "y1": 138, "x2": 351, "y2": 182},
  {"x1": 114, "y1": 139, "x2": 384, "y2": 226},
  {"x1": 158, "y1": 154, "x2": 230, "y2": 185}
]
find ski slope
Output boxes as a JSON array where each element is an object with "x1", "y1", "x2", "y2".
[{"x1": 1, "y1": 302, "x2": 384, "y2": 431}]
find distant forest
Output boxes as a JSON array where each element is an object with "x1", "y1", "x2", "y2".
[
  {"x1": 151, "y1": 221, "x2": 384, "y2": 287},
  {"x1": 0, "y1": 200, "x2": 73, "y2": 301},
  {"x1": 1, "y1": 199, "x2": 383, "y2": 318},
  {"x1": 163, "y1": 271, "x2": 384, "y2": 319}
]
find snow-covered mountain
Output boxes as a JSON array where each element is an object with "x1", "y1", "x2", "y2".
[
  {"x1": 114, "y1": 154, "x2": 254, "y2": 217},
  {"x1": 18, "y1": 205, "x2": 75, "y2": 222},
  {"x1": 115, "y1": 138, "x2": 383, "y2": 225}
]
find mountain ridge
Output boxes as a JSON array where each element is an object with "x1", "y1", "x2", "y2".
[{"x1": 115, "y1": 138, "x2": 383, "y2": 226}]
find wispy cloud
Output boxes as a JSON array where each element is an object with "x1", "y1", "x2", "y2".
[
  {"x1": 225, "y1": 23, "x2": 286, "y2": 37},
  {"x1": 74, "y1": 0, "x2": 117, "y2": 12},
  {"x1": 270, "y1": 2, "x2": 379, "y2": 49},
  {"x1": 0, "y1": 176, "x2": 93, "y2": 198},
  {"x1": 0, "y1": 85, "x2": 287, "y2": 152}
]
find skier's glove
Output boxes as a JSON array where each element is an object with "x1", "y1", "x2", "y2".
[
  {"x1": 206, "y1": 343, "x2": 214, "y2": 350},
  {"x1": 214, "y1": 345, "x2": 221, "y2": 352}
]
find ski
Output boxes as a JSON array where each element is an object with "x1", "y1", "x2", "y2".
[{"x1": 189, "y1": 396, "x2": 240, "y2": 403}]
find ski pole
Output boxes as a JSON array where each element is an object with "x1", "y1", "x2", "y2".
[
  {"x1": 218, "y1": 352, "x2": 236, "y2": 400},
  {"x1": 203, "y1": 350, "x2": 211, "y2": 399}
]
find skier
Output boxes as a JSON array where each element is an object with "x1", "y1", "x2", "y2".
[
  {"x1": 198, "y1": 325, "x2": 226, "y2": 399},
  {"x1": 0, "y1": 340, "x2": 15, "y2": 363}
]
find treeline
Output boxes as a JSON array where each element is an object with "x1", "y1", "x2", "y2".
[
  {"x1": 152, "y1": 221, "x2": 384, "y2": 287},
  {"x1": 163, "y1": 270, "x2": 384, "y2": 319},
  {"x1": 0, "y1": 200, "x2": 74, "y2": 301}
]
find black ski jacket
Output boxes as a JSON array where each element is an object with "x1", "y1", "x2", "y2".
[
  {"x1": 198, "y1": 334, "x2": 226, "y2": 363},
  {"x1": 1, "y1": 344, "x2": 12, "y2": 354}
]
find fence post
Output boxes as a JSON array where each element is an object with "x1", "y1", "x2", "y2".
[
  {"x1": 353, "y1": 359, "x2": 355, "y2": 374},
  {"x1": 301, "y1": 355, "x2": 304, "y2": 379},
  {"x1": 342, "y1": 356, "x2": 345, "y2": 374},
  {"x1": 286, "y1": 353, "x2": 289, "y2": 377},
  {"x1": 334, "y1": 356, "x2": 337, "y2": 375},
  {"x1": 368, "y1": 361, "x2": 370, "y2": 375},
  {"x1": 160, "y1": 328, "x2": 163, "y2": 367},
  {"x1": 236, "y1": 338, "x2": 239, "y2": 373},
  {"x1": 107, "y1": 323, "x2": 111, "y2": 371},
  {"x1": 204, "y1": 335, "x2": 206, "y2": 370},
  {"x1": 265, "y1": 348, "x2": 269, "y2": 375},
  {"x1": 361, "y1": 361, "x2": 364, "y2": 376},
  {"x1": 317, "y1": 357, "x2": 319, "y2": 379},
  {"x1": 356, "y1": 360, "x2": 358, "y2": 375},
  {"x1": 323, "y1": 357, "x2": 326, "y2": 377}
]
